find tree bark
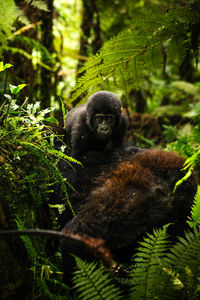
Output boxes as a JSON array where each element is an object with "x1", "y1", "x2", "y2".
[{"x1": 40, "y1": 0, "x2": 54, "y2": 109}]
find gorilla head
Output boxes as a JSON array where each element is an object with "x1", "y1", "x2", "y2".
[
  {"x1": 86, "y1": 91, "x2": 123, "y2": 141},
  {"x1": 65, "y1": 91, "x2": 127, "y2": 161}
]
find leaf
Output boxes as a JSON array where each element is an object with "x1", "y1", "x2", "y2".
[
  {"x1": 130, "y1": 226, "x2": 170, "y2": 300},
  {"x1": 70, "y1": 7, "x2": 197, "y2": 102},
  {"x1": 9, "y1": 84, "x2": 27, "y2": 95},
  {"x1": 60, "y1": 97, "x2": 66, "y2": 127},
  {"x1": 25, "y1": 0, "x2": 49, "y2": 12},
  {"x1": 44, "y1": 117, "x2": 58, "y2": 124},
  {"x1": 164, "y1": 228, "x2": 200, "y2": 297},
  {"x1": 73, "y1": 256, "x2": 122, "y2": 300},
  {"x1": 187, "y1": 186, "x2": 200, "y2": 228},
  {"x1": 0, "y1": 62, "x2": 13, "y2": 72}
]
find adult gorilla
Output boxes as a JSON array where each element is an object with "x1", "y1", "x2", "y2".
[{"x1": 61, "y1": 149, "x2": 198, "y2": 282}]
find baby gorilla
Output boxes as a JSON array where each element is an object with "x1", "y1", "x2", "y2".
[{"x1": 65, "y1": 91, "x2": 127, "y2": 163}]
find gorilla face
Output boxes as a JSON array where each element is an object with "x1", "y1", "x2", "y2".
[
  {"x1": 64, "y1": 90, "x2": 127, "y2": 159},
  {"x1": 93, "y1": 113, "x2": 115, "y2": 141},
  {"x1": 86, "y1": 91, "x2": 122, "y2": 131}
]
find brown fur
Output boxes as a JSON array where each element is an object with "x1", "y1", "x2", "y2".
[{"x1": 61, "y1": 149, "x2": 198, "y2": 278}]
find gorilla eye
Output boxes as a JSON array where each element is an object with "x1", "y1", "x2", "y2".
[
  {"x1": 95, "y1": 114, "x2": 104, "y2": 124},
  {"x1": 94, "y1": 114, "x2": 115, "y2": 125},
  {"x1": 106, "y1": 116, "x2": 114, "y2": 123}
]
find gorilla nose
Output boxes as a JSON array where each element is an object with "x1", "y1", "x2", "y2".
[{"x1": 102, "y1": 126, "x2": 109, "y2": 132}]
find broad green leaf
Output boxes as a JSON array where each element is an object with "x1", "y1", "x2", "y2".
[
  {"x1": 0, "y1": 62, "x2": 13, "y2": 72},
  {"x1": 9, "y1": 84, "x2": 27, "y2": 94}
]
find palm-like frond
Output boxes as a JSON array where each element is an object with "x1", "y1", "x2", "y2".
[
  {"x1": 25, "y1": 0, "x2": 49, "y2": 12},
  {"x1": 70, "y1": 7, "x2": 197, "y2": 102},
  {"x1": 129, "y1": 226, "x2": 170, "y2": 299},
  {"x1": 73, "y1": 256, "x2": 122, "y2": 300},
  {"x1": 164, "y1": 228, "x2": 200, "y2": 299},
  {"x1": 187, "y1": 186, "x2": 200, "y2": 228}
]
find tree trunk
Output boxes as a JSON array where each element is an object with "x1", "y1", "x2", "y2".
[
  {"x1": 40, "y1": 0, "x2": 54, "y2": 109},
  {"x1": 72, "y1": 0, "x2": 103, "y2": 106},
  {"x1": 5, "y1": 0, "x2": 55, "y2": 108}
]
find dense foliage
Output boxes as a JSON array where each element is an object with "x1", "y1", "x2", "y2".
[{"x1": 0, "y1": 63, "x2": 77, "y2": 298}]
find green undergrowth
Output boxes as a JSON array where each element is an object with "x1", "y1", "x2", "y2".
[{"x1": 0, "y1": 62, "x2": 77, "y2": 298}]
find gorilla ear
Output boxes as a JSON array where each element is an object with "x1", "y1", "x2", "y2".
[{"x1": 86, "y1": 110, "x2": 96, "y2": 131}]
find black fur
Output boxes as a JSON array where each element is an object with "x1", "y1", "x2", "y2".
[{"x1": 65, "y1": 91, "x2": 127, "y2": 163}]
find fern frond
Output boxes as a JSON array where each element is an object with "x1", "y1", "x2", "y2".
[
  {"x1": 15, "y1": 218, "x2": 37, "y2": 262},
  {"x1": 130, "y1": 226, "x2": 170, "y2": 299},
  {"x1": 162, "y1": 228, "x2": 200, "y2": 299},
  {"x1": 187, "y1": 186, "x2": 200, "y2": 228},
  {"x1": 174, "y1": 149, "x2": 200, "y2": 191},
  {"x1": 18, "y1": 140, "x2": 76, "y2": 216},
  {"x1": 73, "y1": 256, "x2": 122, "y2": 300},
  {"x1": 25, "y1": 0, "x2": 49, "y2": 12},
  {"x1": 0, "y1": 0, "x2": 29, "y2": 54},
  {"x1": 166, "y1": 228, "x2": 200, "y2": 275},
  {"x1": 71, "y1": 7, "x2": 197, "y2": 102}
]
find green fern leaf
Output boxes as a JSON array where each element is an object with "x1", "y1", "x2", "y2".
[
  {"x1": 73, "y1": 256, "x2": 122, "y2": 300},
  {"x1": 162, "y1": 228, "x2": 200, "y2": 299},
  {"x1": 165, "y1": 229, "x2": 200, "y2": 275},
  {"x1": 188, "y1": 186, "x2": 200, "y2": 228},
  {"x1": 25, "y1": 0, "x2": 49, "y2": 12},
  {"x1": 0, "y1": 0, "x2": 29, "y2": 55},
  {"x1": 71, "y1": 7, "x2": 197, "y2": 102},
  {"x1": 130, "y1": 226, "x2": 170, "y2": 300},
  {"x1": 15, "y1": 218, "x2": 37, "y2": 262}
]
